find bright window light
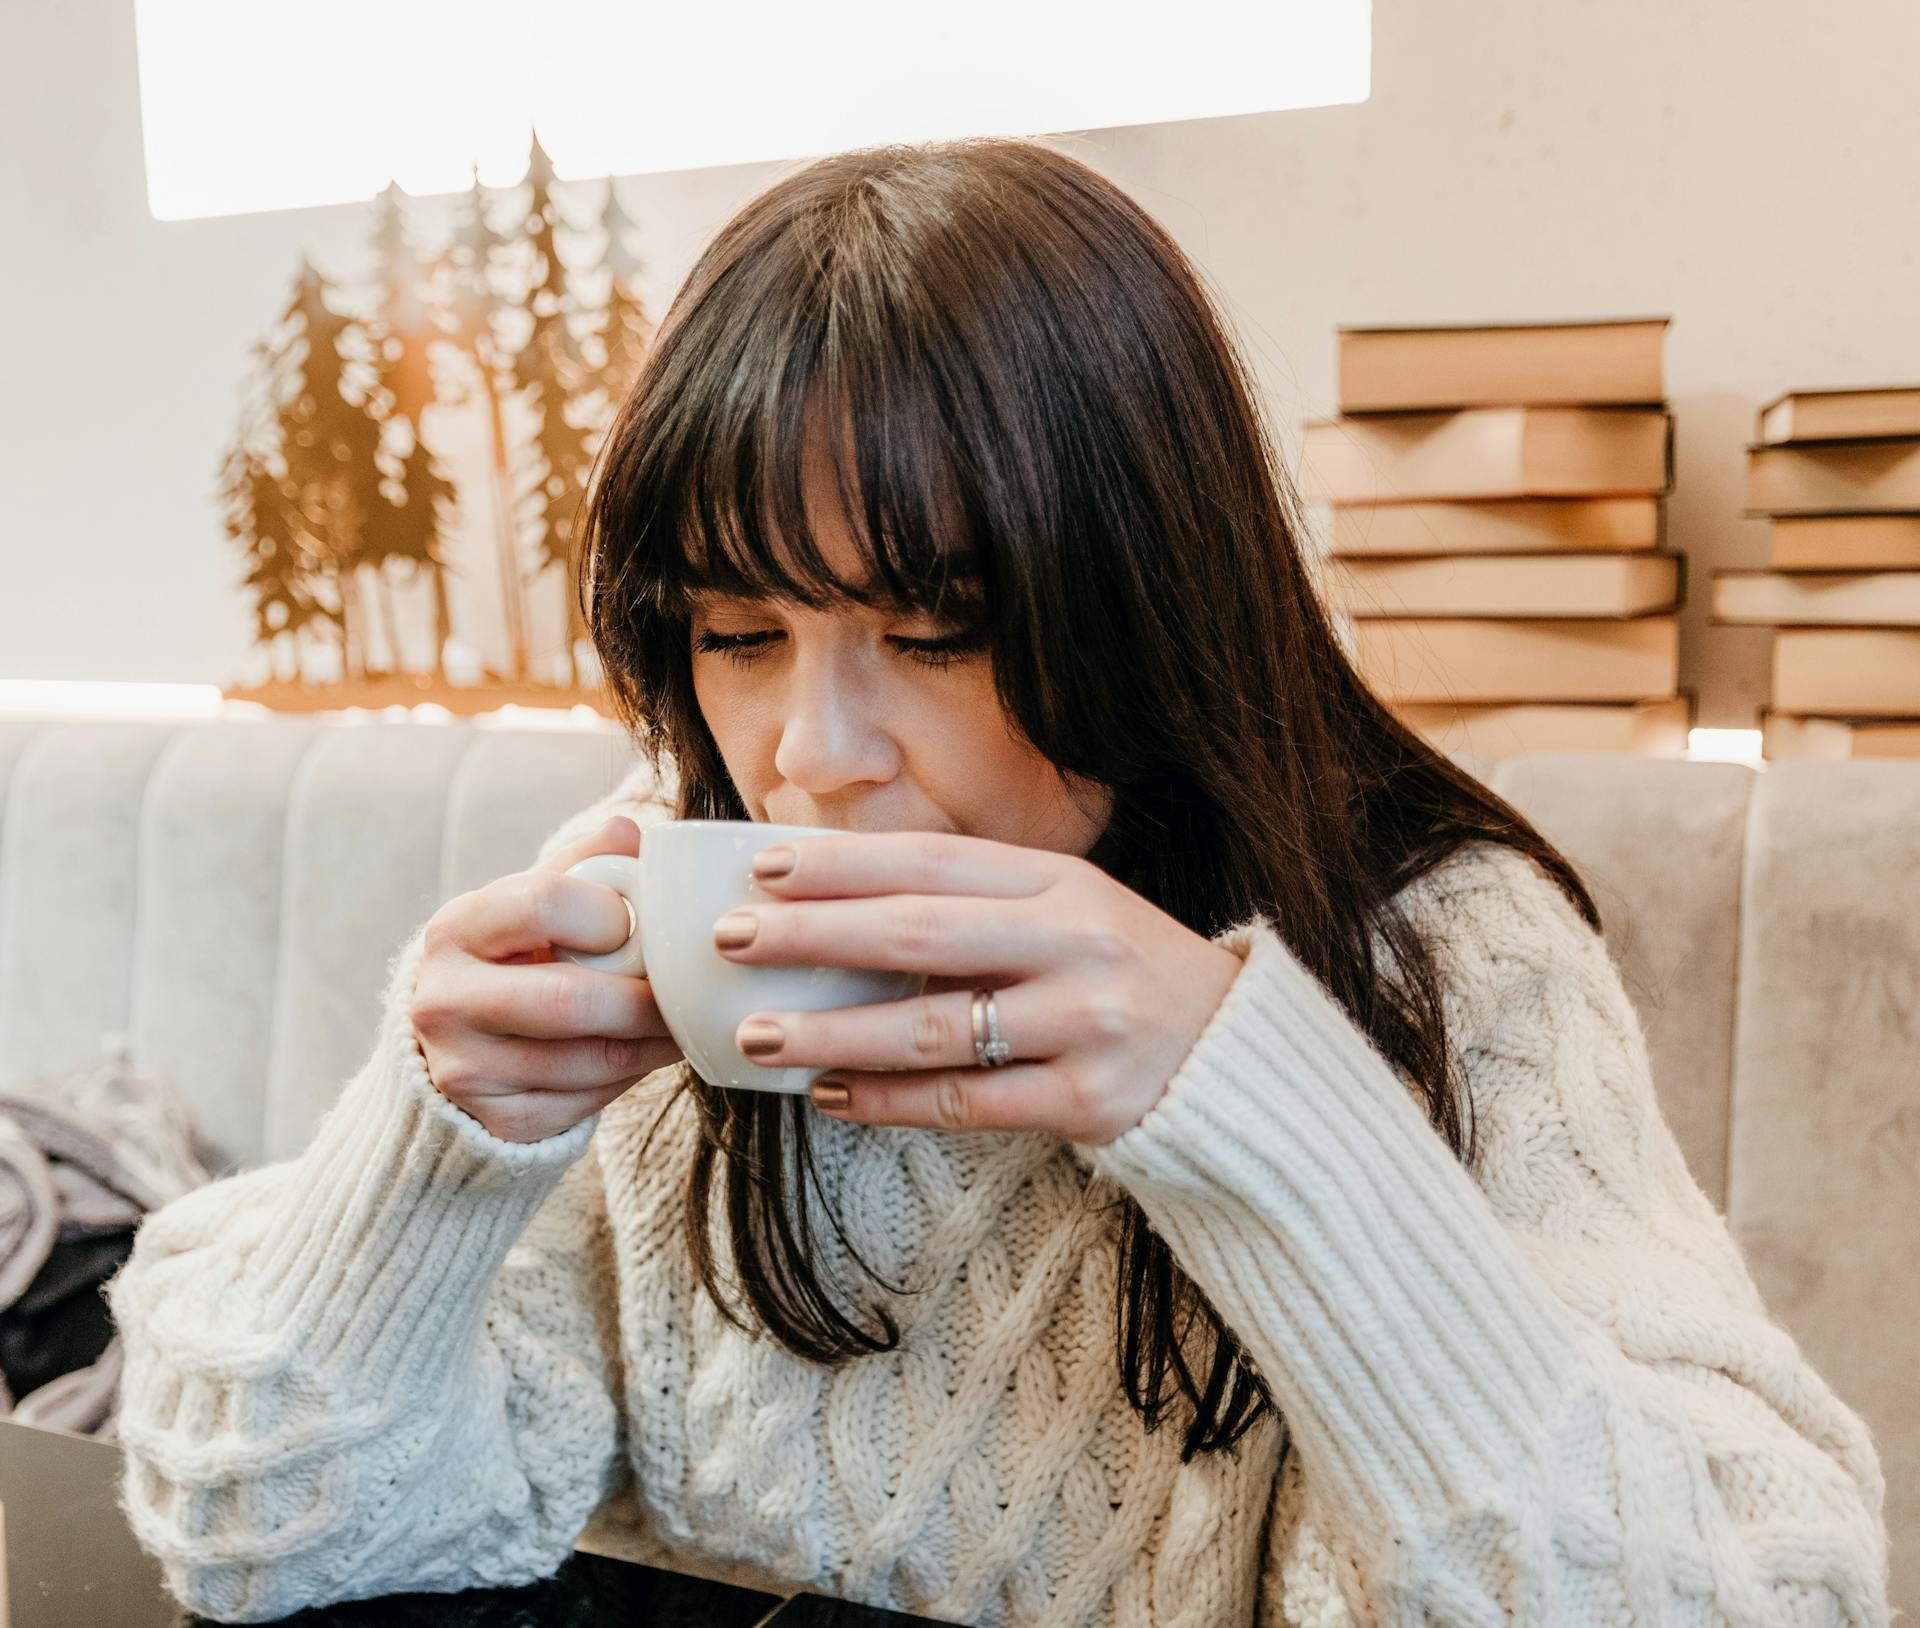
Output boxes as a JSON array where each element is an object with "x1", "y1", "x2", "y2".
[
  {"x1": 0, "y1": 681, "x2": 231, "y2": 720},
  {"x1": 1687, "y1": 727, "x2": 1766, "y2": 767},
  {"x1": 133, "y1": 0, "x2": 1371, "y2": 220},
  {"x1": 0, "y1": 681, "x2": 620, "y2": 728}
]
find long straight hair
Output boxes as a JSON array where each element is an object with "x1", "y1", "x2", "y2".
[{"x1": 576, "y1": 136, "x2": 1600, "y2": 1464}]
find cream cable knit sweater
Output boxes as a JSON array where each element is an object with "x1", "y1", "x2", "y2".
[{"x1": 105, "y1": 766, "x2": 1890, "y2": 1628}]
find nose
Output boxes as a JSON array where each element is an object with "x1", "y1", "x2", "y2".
[{"x1": 771, "y1": 648, "x2": 901, "y2": 798}]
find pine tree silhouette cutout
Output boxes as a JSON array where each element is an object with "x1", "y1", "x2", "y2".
[
  {"x1": 382, "y1": 427, "x2": 458, "y2": 672},
  {"x1": 366, "y1": 181, "x2": 439, "y2": 427},
  {"x1": 443, "y1": 162, "x2": 529, "y2": 683},
  {"x1": 362, "y1": 179, "x2": 460, "y2": 677},
  {"x1": 265, "y1": 258, "x2": 386, "y2": 681},
  {"x1": 599, "y1": 179, "x2": 656, "y2": 402},
  {"x1": 221, "y1": 348, "x2": 326, "y2": 683},
  {"x1": 221, "y1": 145, "x2": 662, "y2": 709},
  {"x1": 508, "y1": 130, "x2": 601, "y2": 685}
]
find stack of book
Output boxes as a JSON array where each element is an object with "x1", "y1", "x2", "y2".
[
  {"x1": 1298, "y1": 317, "x2": 1688, "y2": 761},
  {"x1": 1710, "y1": 385, "x2": 1920, "y2": 759}
]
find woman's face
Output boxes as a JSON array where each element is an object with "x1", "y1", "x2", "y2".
[{"x1": 687, "y1": 456, "x2": 1112, "y2": 855}]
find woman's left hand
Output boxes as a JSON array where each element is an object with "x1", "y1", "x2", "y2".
[{"x1": 712, "y1": 831, "x2": 1245, "y2": 1146}]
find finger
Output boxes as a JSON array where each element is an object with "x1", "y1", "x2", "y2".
[
  {"x1": 736, "y1": 985, "x2": 1057, "y2": 1074},
  {"x1": 808, "y1": 1062, "x2": 1060, "y2": 1134},
  {"x1": 463, "y1": 1031, "x2": 684, "y2": 1094},
  {"x1": 746, "y1": 829, "x2": 1062, "y2": 900},
  {"x1": 436, "y1": 961, "x2": 671, "y2": 1042},
  {"x1": 500, "y1": 945, "x2": 557, "y2": 966},
  {"x1": 455, "y1": 866, "x2": 638, "y2": 963},
  {"x1": 714, "y1": 893, "x2": 1064, "y2": 976},
  {"x1": 537, "y1": 814, "x2": 642, "y2": 875}
]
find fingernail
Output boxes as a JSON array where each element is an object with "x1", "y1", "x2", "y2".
[
  {"x1": 737, "y1": 1018, "x2": 784, "y2": 1058},
  {"x1": 752, "y1": 844, "x2": 797, "y2": 880},
  {"x1": 809, "y1": 1078, "x2": 850, "y2": 1110},
  {"x1": 713, "y1": 911, "x2": 758, "y2": 950}
]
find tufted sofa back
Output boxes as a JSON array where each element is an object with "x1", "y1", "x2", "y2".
[{"x1": 0, "y1": 716, "x2": 1912, "y2": 1612}]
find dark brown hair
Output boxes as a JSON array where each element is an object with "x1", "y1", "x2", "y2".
[{"x1": 576, "y1": 135, "x2": 1600, "y2": 1464}]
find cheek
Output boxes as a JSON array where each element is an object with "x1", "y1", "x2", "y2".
[
  {"x1": 689, "y1": 663, "x2": 727, "y2": 751},
  {"x1": 906, "y1": 669, "x2": 1097, "y2": 846},
  {"x1": 690, "y1": 664, "x2": 773, "y2": 780}
]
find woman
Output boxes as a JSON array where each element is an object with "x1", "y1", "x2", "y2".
[{"x1": 106, "y1": 138, "x2": 1888, "y2": 1627}]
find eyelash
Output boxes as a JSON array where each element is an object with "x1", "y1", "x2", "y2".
[{"x1": 692, "y1": 628, "x2": 985, "y2": 670}]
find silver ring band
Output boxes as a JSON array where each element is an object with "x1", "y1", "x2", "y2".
[{"x1": 971, "y1": 988, "x2": 1012, "y2": 1068}]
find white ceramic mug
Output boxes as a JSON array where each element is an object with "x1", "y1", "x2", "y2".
[{"x1": 553, "y1": 819, "x2": 925, "y2": 1092}]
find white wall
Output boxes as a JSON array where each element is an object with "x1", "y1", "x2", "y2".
[{"x1": 4, "y1": 0, "x2": 1918, "y2": 727}]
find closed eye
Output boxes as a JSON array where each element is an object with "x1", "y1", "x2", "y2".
[{"x1": 691, "y1": 628, "x2": 986, "y2": 669}]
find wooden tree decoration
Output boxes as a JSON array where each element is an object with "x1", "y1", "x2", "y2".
[
  {"x1": 219, "y1": 260, "x2": 386, "y2": 683},
  {"x1": 221, "y1": 346, "x2": 326, "y2": 680},
  {"x1": 221, "y1": 133, "x2": 657, "y2": 713},
  {"x1": 513, "y1": 134, "x2": 601, "y2": 685},
  {"x1": 366, "y1": 182, "x2": 440, "y2": 428},
  {"x1": 360, "y1": 182, "x2": 459, "y2": 676},
  {"x1": 436, "y1": 162, "x2": 535, "y2": 685},
  {"x1": 599, "y1": 176, "x2": 656, "y2": 401}
]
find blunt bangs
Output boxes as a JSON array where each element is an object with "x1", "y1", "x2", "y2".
[{"x1": 629, "y1": 290, "x2": 986, "y2": 625}]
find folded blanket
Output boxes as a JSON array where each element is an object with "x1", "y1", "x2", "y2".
[
  {"x1": 0, "y1": 1115, "x2": 56, "y2": 1311},
  {"x1": 0, "y1": 1036, "x2": 211, "y2": 1435}
]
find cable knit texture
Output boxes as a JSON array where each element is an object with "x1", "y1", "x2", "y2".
[{"x1": 105, "y1": 763, "x2": 1891, "y2": 1626}]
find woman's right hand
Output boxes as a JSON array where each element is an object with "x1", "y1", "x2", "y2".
[{"x1": 409, "y1": 815, "x2": 684, "y2": 1144}]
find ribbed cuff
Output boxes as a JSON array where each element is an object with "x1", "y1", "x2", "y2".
[
  {"x1": 1070, "y1": 919, "x2": 1596, "y2": 1538},
  {"x1": 242, "y1": 919, "x2": 600, "y2": 1378}
]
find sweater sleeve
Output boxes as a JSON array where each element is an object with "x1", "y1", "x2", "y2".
[
  {"x1": 102, "y1": 764, "x2": 677, "y2": 1622},
  {"x1": 1068, "y1": 844, "x2": 1891, "y2": 1628}
]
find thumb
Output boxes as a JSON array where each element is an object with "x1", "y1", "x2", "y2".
[{"x1": 537, "y1": 812, "x2": 643, "y2": 876}]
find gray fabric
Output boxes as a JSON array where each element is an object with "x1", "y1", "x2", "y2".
[
  {"x1": 0, "y1": 1114, "x2": 57, "y2": 1310},
  {"x1": 0, "y1": 1046, "x2": 212, "y2": 1235},
  {"x1": 13, "y1": 1327, "x2": 122, "y2": 1436},
  {"x1": 1488, "y1": 753, "x2": 1753, "y2": 1211},
  {"x1": 0, "y1": 1040, "x2": 211, "y2": 1435},
  {"x1": 1729, "y1": 759, "x2": 1920, "y2": 1621}
]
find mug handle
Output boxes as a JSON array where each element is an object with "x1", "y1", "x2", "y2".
[{"x1": 551, "y1": 853, "x2": 648, "y2": 978}]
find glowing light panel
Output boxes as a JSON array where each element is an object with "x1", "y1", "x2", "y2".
[{"x1": 133, "y1": 0, "x2": 1371, "y2": 219}]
